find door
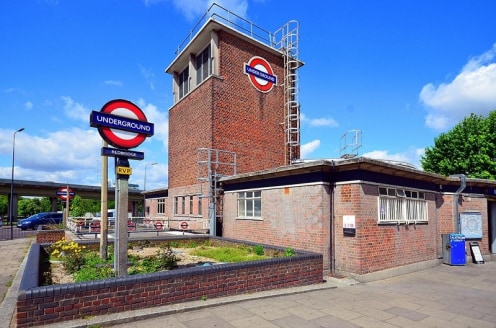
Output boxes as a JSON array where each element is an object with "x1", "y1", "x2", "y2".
[{"x1": 489, "y1": 201, "x2": 496, "y2": 253}]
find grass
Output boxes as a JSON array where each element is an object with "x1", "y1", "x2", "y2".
[
  {"x1": 46, "y1": 240, "x2": 293, "y2": 284},
  {"x1": 191, "y1": 245, "x2": 270, "y2": 262}
]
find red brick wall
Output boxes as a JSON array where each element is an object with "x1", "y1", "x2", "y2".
[
  {"x1": 333, "y1": 184, "x2": 440, "y2": 275},
  {"x1": 36, "y1": 230, "x2": 65, "y2": 243},
  {"x1": 167, "y1": 30, "x2": 291, "y2": 224},
  {"x1": 436, "y1": 194, "x2": 489, "y2": 256},
  {"x1": 223, "y1": 182, "x2": 490, "y2": 276},
  {"x1": 166, "y1": 184, "x2": 209, "y2": 231},
  {"x1": 168, "y1": 79, "x2": 214, "y2": 189},
  {"x1": 222, "y1": 184, "x2": 332, "y2": 272},
  {"x1": 168, "y1": 31, "x2": 288, "y2": 189},
  {"x1": 212, "y1": 31, "x2": 287, "y2": 172},
  {"x1": 16, "y1": 239, "x2": 323, "y2": 327}
]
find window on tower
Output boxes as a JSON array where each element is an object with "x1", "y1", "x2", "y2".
[
  {"x1": 196, "y1": 44, "x2": 211, "y2": 84},
  {"x1": 178, "y1": 66, "x2": 189, "y2": 99}
]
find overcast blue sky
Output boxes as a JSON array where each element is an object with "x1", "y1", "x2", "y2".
[{"x1": 1, "y1": 0, "x2": 496, "y2": 190}]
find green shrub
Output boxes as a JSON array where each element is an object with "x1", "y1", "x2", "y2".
[
  {"x1": 73, "y1": 252, "x2": 114, "y2": 282},
  {"x1": 47, "y1": 238, "x2": 87, "y2": 274},
  {"x1": 253, "y1": 245, "x2": 264, "y2": 256},
  {"x1": 284, "y1": 247, "x2": 296, "y2": 257}
]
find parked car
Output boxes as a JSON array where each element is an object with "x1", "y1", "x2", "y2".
[{"x1": 17, "y1": 212, "x2": 63, "y2": 230}]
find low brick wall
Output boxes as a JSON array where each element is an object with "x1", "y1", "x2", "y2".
[
  {"x1": 35, "y1": 229, "x2": 65, "y2": 243},
  {"x1": 16, "y1": 237, "x2": 323, "y2": 327}
]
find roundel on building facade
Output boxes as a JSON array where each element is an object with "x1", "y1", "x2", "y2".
[{"x1": 243, "y1": 56, "x2": 278, "y2": 92}]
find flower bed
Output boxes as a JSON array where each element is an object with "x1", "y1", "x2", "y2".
[{"x1": 16, "y1": 236, "x2": 323, "y2": 327}]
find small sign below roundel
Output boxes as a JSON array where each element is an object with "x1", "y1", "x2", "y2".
[{"x1": 244, "y1": 56, "x2": 277, "y2": 92}]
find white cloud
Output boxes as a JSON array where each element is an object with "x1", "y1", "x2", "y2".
[
  {"x1": 143, "y1": 0, "x2": 166, "y2": 6},
  {"x1": 104, "y1": 80, "x2": 123, "y2": 87},
  {"x1": 61, "y1": 96, "x2": 91, "y2": 122},
  {"x1": 139, "y1": 65, "x2": 155, "y2": 91},
  {"x1": 25, "y1": 101, "x2": 33, "y2": 110},
  {"x1": 169, "y1": 0, "x2": 210, "y2": 21},
  {"x1": 136, "y1": 99, "x2": 169, "y2": 152},
  {"x1": 420, "y1": 43, "x2": 496, "y2": 131},
  {"x1": 300, "y1": 139, "x2": 320, "y2": 159},
  {"x1": 164, "y1": 0, "x2": 248, "y2": 22},
  {"x1": 301, "y1": 113, "x2": 339, "y2": 128},
  {"x1": 362, "y1": 148, "x2": 424, "y2": 169},
  {"x1": 0, "y1": 127, "x2": 103, "y2": 185}
]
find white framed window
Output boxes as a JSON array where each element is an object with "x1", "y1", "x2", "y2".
[
  {"x1": 174, "y1": 196, "x2": 179, "y2": 215},
  {"x1": 378, "y1": 187, "x2": 427, "y2": 224},
  {"x1": 196, "y1": 45, "x2": 211, "y2": 84},
  {"x1": 237, "y1": 190, "x2": 261, "y2": 218},
  {"x1": 157, "y1": 198, "x2": 165, "y2": 214},
  {"x1": 178, "y1": 67, "x2": 189, "y2": 99}
]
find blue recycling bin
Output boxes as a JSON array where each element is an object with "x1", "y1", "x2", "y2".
[{"x1": 442, "y1": 233, "x2": 466, "y2": 265}]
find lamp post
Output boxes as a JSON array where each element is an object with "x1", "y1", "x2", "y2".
[
  {"x1": 143, "y1": 162, "x2": 157, "y2": 216},
  {"x1": 9, "y1": 128, "x2": 24, "y2": 240}
]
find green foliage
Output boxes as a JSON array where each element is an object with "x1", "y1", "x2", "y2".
[
  {"x1": 284, "y1": 247, "x2": 296, "y2": 257},
  {"x1": 73, "y1": 252, "x2": 114, "y2": 282},
  {"x1": 192, "y1": 245, "x2": 269, "y2": 262},
  {"x1": 253, "y1": 245, "x2": 264, "y2": 256},
  {"x1": 70, "y1": 196, "x2": 103, "y2": 217},
  {"x1": 48, "y1": 241, "x2": 279, "y2": 284},
  {"x1": 421, "y1": 112, "x2": 496, "y2": 179},
  {"x1": 128, "y1": 245, "x2": 178, "y2": 274},
  {"x1": 0, "y1": 195, "x2": 8, "y2": 217},
  {"x1": 18, "y1": 197, "x2": 52, "y2": 217},
  {"x1": 47, "y1": 238, "x2": 87, "y2": 274},
  {"x1": 70, "y1": 195, "x2": 86, "y2": 217}
]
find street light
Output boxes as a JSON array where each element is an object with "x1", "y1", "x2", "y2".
[
  {"x1": 143, "y1": 162, "x2": 157, "y2": 217},
  {"x1": 9, "y1": 128, "x2": 24, "y2": 240}
]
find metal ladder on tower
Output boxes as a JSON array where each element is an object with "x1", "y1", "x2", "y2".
[{"x1": 274, "y1": 20, "x2": 301, "y2": 165}]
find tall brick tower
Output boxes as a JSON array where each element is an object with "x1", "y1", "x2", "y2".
[{"x1": 165, "y1": 4, "x2": 302, "y2": 235}]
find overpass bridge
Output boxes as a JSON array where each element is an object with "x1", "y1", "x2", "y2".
[{"x1": 0, "y1": 178, "x2": 145, "y2": 219}]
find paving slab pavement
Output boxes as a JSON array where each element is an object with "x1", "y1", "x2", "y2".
[
  {"x1": 98, "y1": 261, "x2": 496, "y2": 328},
  {"x1": 2, "y1": 234, "x2": 496, "y2": 328},
  {"x1": 0, "y1": 236, "x2": 33, "y2": 328}
]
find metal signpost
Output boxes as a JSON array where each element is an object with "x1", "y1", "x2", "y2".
[
  {"x1": 56, "y1": 186, "x2": 75, "y2": 226},
  {"x1": 90, "y1": 99, "x2": 154, "y2": 276}
]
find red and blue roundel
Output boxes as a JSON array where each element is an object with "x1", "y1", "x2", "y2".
[
  {"x1": 97, "y1": 99, "x2": 149, "y2": 149},
  {"x1": 244, "y1": 56, "x2": 278, "y2": 92}
]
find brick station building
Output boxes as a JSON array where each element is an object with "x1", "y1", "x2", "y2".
[{"x1": 144, "y1": 5, "x2": 496, "y2": 279}]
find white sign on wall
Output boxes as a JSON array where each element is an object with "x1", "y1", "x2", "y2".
[{"x1": 343, "y1": 215, "x2": 356, "y2": 236}]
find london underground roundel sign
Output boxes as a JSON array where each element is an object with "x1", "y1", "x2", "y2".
[
  {"x1": 244, "y1": 56, "x2": 278, "y2": 92},
  {"x1": 90, "y1": 99, "x2": 154, "y2": 149},
  {"x1": 57, "y1": 187, "x2": 75, "y2": 201}
]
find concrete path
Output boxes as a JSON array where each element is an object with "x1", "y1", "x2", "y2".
[
  {"x1": 103, "y1": 261, "x2": 496, "y2": 328},
  {"x1": 0, "y1": 235, "x2": 32, "y2": 328},
  {"x1": 2, "y1": 232, "x2": 496, "y2": 328}
]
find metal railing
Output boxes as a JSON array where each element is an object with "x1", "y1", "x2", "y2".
[
  {"x1": 175, "y1": 3, "x2": 276, "y2": 55},
  {"x1": 67, "y1": 217, "x2": 170, "y2": 238}
]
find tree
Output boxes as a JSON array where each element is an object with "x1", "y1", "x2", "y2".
[
  {"x1": 421, "y1": 112, "x2": 496, "y2": 179},
  {"x1": 0, "y1": 195, "x2": 8, "y2": 217},
  {"x1": 17, "y1": 197, "x2": 52, "y2": 217},
  {"x1": 69, "y1": 196, "x2": 105, "y2": 217}
]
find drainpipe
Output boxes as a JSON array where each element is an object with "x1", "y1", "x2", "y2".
[
  {"x1": 330, "y1": 160, "x2": 336, "y2": 275},
  {"x1": 450, "y1": 174, "x2": 466, "y2": 233}
]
